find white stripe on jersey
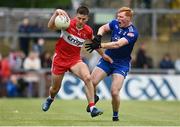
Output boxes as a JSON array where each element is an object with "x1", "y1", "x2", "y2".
[{"x1": 62, "y1": 31, "x2": 85, "y2": 47}]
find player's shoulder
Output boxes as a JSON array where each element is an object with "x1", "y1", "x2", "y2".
[
  {"x1": 84, "y1": 24, "x2": 93, "y2": 33},
  {"x1": 123, "y1": 24, "x2": 138, "y2": 41},
  {"x1": 70, "y1": 18, "x2": 76, "y2": 26},
  {"x1": 128, "y1": 24, "x2": 138, "y2": 32},
  {"x1": 109, "y1": 19, "x2": 119, "y2": 30},
  {"x1": 127, "y1": 25, "x2": 138, "y2": 35}
]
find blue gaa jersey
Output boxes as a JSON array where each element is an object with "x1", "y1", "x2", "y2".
[{"x1": 105, "y1": 19, "x2": 138, "y2": 68}]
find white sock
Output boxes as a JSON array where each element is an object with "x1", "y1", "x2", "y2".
[
  {"x1": 90, "y1": 106, "x2": 95, "y2": 112},
  {"x1": 49, "y1": 96, "x2": 54, "y2": 100}
]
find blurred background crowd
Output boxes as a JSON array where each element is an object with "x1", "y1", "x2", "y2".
[{"x1": 0, "y1": 0, "x2": 180, "y2": 98}]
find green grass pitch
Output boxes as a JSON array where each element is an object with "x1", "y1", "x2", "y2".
[{"x1": 0, "y1": 98, "x2": 180, "y2": 126}]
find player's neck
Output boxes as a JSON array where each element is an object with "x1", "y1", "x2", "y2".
[
  {"x1": 126, "y1": 22, "x2": 132, "y2": 27},
  {"x1": 76, "y1": 24, "x2": 83, "y2": 30}
]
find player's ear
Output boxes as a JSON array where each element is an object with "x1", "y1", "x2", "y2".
[{"x1": 85, "y1": 16, "x2": 89, "y2": 22}]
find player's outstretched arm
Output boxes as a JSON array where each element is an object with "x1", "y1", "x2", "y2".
[
  {"x1": 85, "y1": 35, "x2": 102, "y2": 53},
  {"x1": 47, "y1": 12, "x2": 58, "y2": 29},
  {"x1": 85, "y1": 23, "x2": 110, "y2": 53},
  {"x1": 101, "y1": 38, "x2": 129, "y2": 49},
  {"x1": 97, "y1": 23, "x2": 110, "y2": 36}
]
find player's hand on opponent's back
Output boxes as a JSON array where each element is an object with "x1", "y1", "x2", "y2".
[
  {"x1": 85, "y1": 35, "x2": 102, "y2": 53},
  {"x1": 102, "y1": 54, "x2": 113, "y2": 64}
]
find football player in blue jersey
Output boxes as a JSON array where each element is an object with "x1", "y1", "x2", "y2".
[{"x1": 85, "y1": 7, "x2": 139, "y2": 121}]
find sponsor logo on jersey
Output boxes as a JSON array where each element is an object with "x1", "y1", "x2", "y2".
[
  {"x1": 67, "y1": 35, "x2": 83, "y2": 46},
  {"x1": 62, "y1": 31, "x2": 85, "y2": 47},
  {"x1": 127, "y1": 32, "x2": 134, "y2": 37}
]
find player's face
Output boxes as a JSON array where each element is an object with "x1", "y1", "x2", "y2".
[
  {"x1": 117, "y1": 12, "x2": 131, "y2": 28},
  {"x1": 75, "y1": 14, "x2": 88, "y2": 28}
]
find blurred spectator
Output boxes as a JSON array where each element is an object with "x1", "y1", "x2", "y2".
[
  {"x1": 135, "y1": 42, "x2": 149, "y2": 68},
  {"x1": 31, "y1": 22, "x2": 45, "y2": 55},
  {"x1": 23, "y1": 51, "x2": 41, "y2": 70},
  {"x1": 23, "y1": 51, "x2": 41, "y2": 97},
  {"x1": 6, "y1": 75, "x2": 19, "y2": 97},
  {"x1": 0, "y1": 53, "x2": 3, "y2": 96},
  {"x1": 159, "y1": 53, "x2": 174, "y2": 69},
  {"x1": 9, "y1": 50, "x2": 25, "y2": 71},
  {"x1": 40, "y1": 51, "x2": 52, "y2": 68},
  {"x1": 130, "y1": 54, "x2": 137, "y2": 68},
  {"x1": 1, "y1": 56, "x2": 11, "y2": 82},
  {"x1": 175, "y1": 58, "x2": 180, "y2": 71},
  {"x1": 175, "y1": 56, "x2": 180, "y2": 71},
  {"x1": 0, "y1": 55, "x2": 12, "y2": 97},
  {"x1": 146, "y1": 56, "x2": 154, "y2": 68},
  {"x1": 0, "y1": 53, "x2": 2, "y2": 75},
  {"x1": 18, "y1": 18, "x2": 32, "y2": 56},
  {"x1": 8, "y1": 50, "x2": 16, "y2": 68},
  {"x1": 31, "y1": 22, "x2": 44, "y2": 44},
  {"x1": 16, "y1": 77, "x2": 29, "y2": 97},
  {"x1": 32, "y1": 38, "x2": 45, "y2": 55}
]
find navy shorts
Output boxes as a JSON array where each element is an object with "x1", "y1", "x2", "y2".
[{"x1": 97, "y1": 58, "x2": 130, "y2": 78}]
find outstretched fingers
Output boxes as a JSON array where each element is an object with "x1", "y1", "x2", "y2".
[{"x1": 86, "y1": 48, "x2": 94, "y2": 53}]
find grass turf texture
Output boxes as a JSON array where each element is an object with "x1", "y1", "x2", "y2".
[{"x1": 0, "y1": 98, "x2": 180, "y2": 126}]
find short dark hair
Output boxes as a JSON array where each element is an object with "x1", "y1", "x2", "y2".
[{"x1": 76, "y1": 6, "x2": 89, "y2": 15}]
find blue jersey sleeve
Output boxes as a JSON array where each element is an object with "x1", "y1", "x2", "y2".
[{"x1": 124, "y1": 31, "x2": 138, "y2": 44}]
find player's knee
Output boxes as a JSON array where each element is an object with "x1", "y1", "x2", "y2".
[
  {"x1": 50, "y1": 86, "x2": 59, "y2": 93},
  {"x1": 92, "y1": 79, "x2": 98, "y2": 86},
  {"x1": 111, "y1": 89, "x2": 119, "y2": 98},
  {"x1": 83, "y1": 74, "x2": 91, "y2": 83}
]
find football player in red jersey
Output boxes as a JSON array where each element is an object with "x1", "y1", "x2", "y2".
[{"x1": 42, "y1": 6, "x2": 112, "y2": 117}]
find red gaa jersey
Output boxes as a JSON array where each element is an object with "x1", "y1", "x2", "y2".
[
  {"x1": 55, "y1": 18, "x2": 93, "y2": 59},
  {"x1": 51, "y1": 18, "x2": 93, "y2": 75}
]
